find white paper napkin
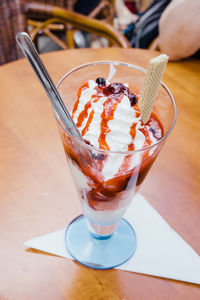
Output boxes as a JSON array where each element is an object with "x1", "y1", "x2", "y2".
[{"x1": 24, "y1": 194, "x2": 200, "y2": 284}]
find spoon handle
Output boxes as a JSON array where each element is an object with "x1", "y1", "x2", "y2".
[{"x1": 16, "y1": 32, "x2": 83, "y2": 141}]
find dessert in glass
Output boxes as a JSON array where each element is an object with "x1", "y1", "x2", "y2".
[{"x1": 53, "y1": 61, "x2": 176, "y2": 269}]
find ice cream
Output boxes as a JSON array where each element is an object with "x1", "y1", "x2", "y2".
[
  {"x1": 61, "y1": 76, "x2": 164, "y2": 235},
  {"x1": 71, "y1": 77, "x2": 162, "y2": 180},
  {"x1": 72, "y1": 78, "x2": 162, "y2": 152}
]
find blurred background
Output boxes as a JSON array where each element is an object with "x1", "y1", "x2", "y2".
[{"x1": 0, "y1": 0, "x2": 199, "y2": 65}]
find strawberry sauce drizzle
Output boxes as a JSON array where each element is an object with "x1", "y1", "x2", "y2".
[
  {"x1": 82, "y1": 110, "x2": 94, "y2": 136},
  {"x1": 139, "y1": 127, "x2": 152, "y2": 148},
  {"x1": 72, "y1": 99, "x2": 79, "y2": 119},
  {"x1": 129, "y1": 122, "x2": 137, "y2": 150},
  {"x1": 76, "y1": 102, "x2": 91, "y2": 128},
  {"x1": 77, "y1": 82, "x2": 89, "y2": 98},
  {"x1": 128, "y1": 105, "x2": 141, "y2": 150},
  {"x1": 79, "y1": 94, "x2": 102, "y2": 135},
  {"x1": 72, "y1": 81, "x2": 89, "y2": 119},
  {"x1": 98, "y1": 97, "x2": 122, "y2": 150},
  {"x1": 119, "y1": 104, "x2": 141, "y2": 172}
]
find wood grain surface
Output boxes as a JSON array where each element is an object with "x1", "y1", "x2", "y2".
[{"x1": 0, "y1": 48, "x2": 199, "y2": 299}]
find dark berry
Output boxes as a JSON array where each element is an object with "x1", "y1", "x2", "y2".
[
  {"x1": 104, "y1": 83, "x2": 129, "y2": 95},
  {"x1": 96, "y1": 77, "x2": 106, "y2": 86},
  {"x1": 149, "y1": 127, "x2": 161, "y2": 140},
  {"x1": 91, "y1": 152, "x2": 105, "y2": 160},
  {"x1": 123, "y1": 85, "x2": 129, "y2": 95},
  {"x1": 128, "y1": 93, "x2": 137, "y2": 106},
  {"x1": 149, "y1": 127, "x2": 156, "y2": 135}
]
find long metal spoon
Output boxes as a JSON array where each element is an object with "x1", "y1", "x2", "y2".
[{"x1": 16, "y1": 32, "x2": 83, "y2": 142}]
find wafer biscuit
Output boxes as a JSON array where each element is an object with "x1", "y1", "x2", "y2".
[{"x1": 139, "y1": 54, "x2": 169, "y2": 124}]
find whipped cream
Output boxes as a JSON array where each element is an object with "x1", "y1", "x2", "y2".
[{"x1": 72, "y1": 79, "x2": 157, "y2": 152}]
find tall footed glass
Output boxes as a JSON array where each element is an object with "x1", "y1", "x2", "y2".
[{"x1": 54, "y1": 61, "x2": 176, "y2": 269}]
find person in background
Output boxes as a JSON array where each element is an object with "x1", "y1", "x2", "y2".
[
  {"x1": 116, "y1": 0, "x2": 172, "y2": 49},
  {"x1": 116, "y1": 0, "x2": 200, "y2": 61},
  {"x1": 114, "y1": 0, "x2": 139, "y2": 29},
  {"x1": 158, "y1": 0, "x2": 200, "y2": 61}
]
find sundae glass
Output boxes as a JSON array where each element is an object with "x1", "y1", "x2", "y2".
[{"x1": 54, "y1": 61, "x2": 176, "y2": 269}]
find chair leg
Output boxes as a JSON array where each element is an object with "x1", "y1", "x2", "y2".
[
  {"x1": 66, "y1": 24, "x2": 75, "y2": 48},
  {"x1": 43, "y1": 28, "x2": 68, "y2": 49}
]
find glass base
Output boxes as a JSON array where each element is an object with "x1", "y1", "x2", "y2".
[{"x1": 65, "y1": 214, "x2": 137, "y2": 269}]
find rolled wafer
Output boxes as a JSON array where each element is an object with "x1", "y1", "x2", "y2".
[{"x1": 138, "y1": 54, "x2": 169, "y2": 124}]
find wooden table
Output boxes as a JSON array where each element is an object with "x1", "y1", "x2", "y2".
[{"x1": 0, "y1": 48, "x2": 199, "y2": 299}]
